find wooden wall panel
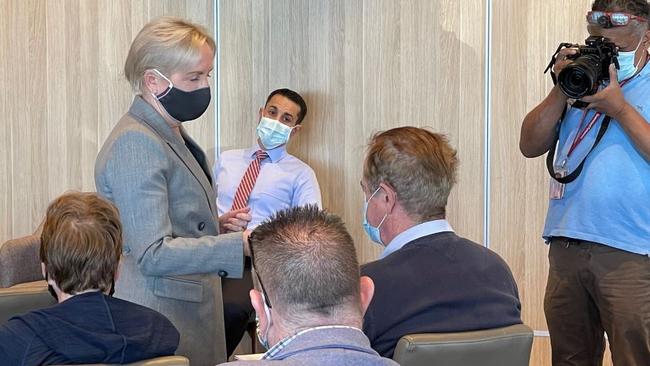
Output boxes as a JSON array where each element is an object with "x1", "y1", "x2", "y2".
[
  {"x1": 0, "y1": 1, "x2": 10, "y2": 244},
  {"x1": 491, "y1": 0, "x2": 590, "y2": 330},
  {"x1": 219, "y1": 0, "x2": 486, "y2": 264},
  {"x1": 532, "y1": 336, "x2": 553, "y2": 366},
  {"x1": 0, "y1": 0, "x2": 215, "y2": 243}
]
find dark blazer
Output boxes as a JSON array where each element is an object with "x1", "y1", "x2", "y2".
[
  {"x1": 0, "y1": 292, "x2": 179, "y2": 365},
  {"x1": 361, "y1": 231, "x2": 522, "y2": 358}
]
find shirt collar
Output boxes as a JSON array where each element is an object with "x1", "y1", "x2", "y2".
[
  {"x1": 247, "y1": 143, "x2": 288, "y2": 163},
  {"x1": 381, "y1": 219, "x2": 454, "y2": 259},
  {"x1": 262, "y1": 325, "x2": 363, "y2": 360}
]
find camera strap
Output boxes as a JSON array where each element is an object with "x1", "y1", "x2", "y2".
[
  {"x1": 546, "y1": 112, "x2": 611, "y2": 184},
  {"x1": 545, "y1": 75, "x2": 635, "y2": 184},
  {"x1": 544, "y1": 42, "x2": 575, "y2": 85}
]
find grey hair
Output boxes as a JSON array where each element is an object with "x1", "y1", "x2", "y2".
[{"x1": 363, "y1": 126, "x2": 458, "y2": 222}]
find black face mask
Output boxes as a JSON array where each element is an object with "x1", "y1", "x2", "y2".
[{"x1": 153, "y1": 70, "x2": 211, "y2": 122}]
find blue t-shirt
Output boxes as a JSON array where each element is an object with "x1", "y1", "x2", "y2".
[{"x1": 543, "y1": 64, "x2": 650, "y2": 255}]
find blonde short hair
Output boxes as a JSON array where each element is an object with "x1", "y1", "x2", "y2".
[
  {"x1": 363, "y1": 126, "x2": 458, "y2": 221},
  {"x1": 124, "y1": 16, "x2": 216, "y2": 92}
]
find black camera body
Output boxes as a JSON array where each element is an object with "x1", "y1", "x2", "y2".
[{"x1": 556, "y1": 36, "x2": 619, "y2": 99}]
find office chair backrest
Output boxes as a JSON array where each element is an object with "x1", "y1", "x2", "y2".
[
  {"x1": 0, "y1": 230, "x2": 43, "y2": 288},
  {"x1": 0, "y1": 283, "x2": 56, "y2": 325},
  {"x1": 393, "y1": 323, "x2": 533, "y2": 366},
  {"x1": 51, "y1": 355, "x2": 190, "y2": 366}
]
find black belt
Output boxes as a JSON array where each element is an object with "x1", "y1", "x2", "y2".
[{"x1": 551, "y1": 236, "x2": 600, "y2": 247}]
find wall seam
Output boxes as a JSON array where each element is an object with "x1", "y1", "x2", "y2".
[
  {"x1": 483, "y1": 0, "x2": 493, "y2": 248},
  {"x1": 214, "y1": 0, "x2": 221, "y2": 160}
]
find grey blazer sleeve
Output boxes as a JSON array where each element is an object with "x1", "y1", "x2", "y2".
[{"x1": 98, "y1": 130, "x2": 244, "y2": 278}]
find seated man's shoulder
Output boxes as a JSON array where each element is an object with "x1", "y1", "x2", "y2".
[
  {"x1": 361, "y1": 232, "x2": 511, "y2": 277},
  {"x1": 360, "y1": 253, "x2": 388, "y2": 278},
  {"x1": 0, "y1": 312, "x2": 40, "y2": 341},
  {"x1": 415, "y1": 232, "x2": 504, "y2": 260},
  {"x1": 281, "y1": 153, "x2": 314, "y2": 169},
  {"x1": 0, "y1": 315, "x2": 44, "y2": 365},
  {"x1": 107, "y1": 296, "x2": 177, "y2": 328},
  {"x1": 219, "y1": 148, "x2": 249, "y2": 160},
  {"x1": 452, "y1": 235, "x2": 513, "y2": 266}
]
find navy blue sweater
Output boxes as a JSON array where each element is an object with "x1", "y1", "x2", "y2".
[
  {"x1": 0, "y1": 291, "x2": 179, "y2": 365},
  {"x1": 362, "y1": 231, "x2": 522, "y2": 358}
]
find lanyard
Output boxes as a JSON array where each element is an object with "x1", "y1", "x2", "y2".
[
  {"x1": 566, "y1": 77, "x2": 632, "y2": 158},
  {"x1": 567, "y1": 110, "x2": 602, "y2": 157},
  {"x1": 548, "y1": 54, "x2": 649, "y2": 183}
]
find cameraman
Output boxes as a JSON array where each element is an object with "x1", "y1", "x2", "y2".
[{"x1": 520, "y1": 1, "x2": 650, "y2": 365}]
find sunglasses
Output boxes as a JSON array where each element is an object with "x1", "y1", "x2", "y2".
[
  {"x1": 587, "y1": 11, "x2": 648, "y2": 28},
  {"x1": 248, "y1": 235, "x2": 272, "y2": 308}
]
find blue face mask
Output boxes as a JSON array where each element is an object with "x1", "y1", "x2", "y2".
[
  {"x1": 257, "y1": 117, "x2": 293, "y2": 149},
  {"x1": 363, "y1": 187, "x2": 388, "y2": 245},
  {"x1": 616, "y1": 37, "x2": 644, "y2": 82}
]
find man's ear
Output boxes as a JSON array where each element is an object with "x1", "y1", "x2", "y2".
[
  {"x1": 250, "y1": 289, "x2": 268, "y2": 329},
  {"x1": 359, "y1": 275, "x2": 375, "y2": 316},
  {"x1": 642, "y1": 28, "x2": 650, "y2": 50},
  {"x1": 42, "y1": 263, "x2": 57, "y2": 286},
  {"x1": 290, "y1": 124, "x2": 301, "y2": 137},
  {"x1": 378, "y1": 182, "x2": 398, "y2": 214}
]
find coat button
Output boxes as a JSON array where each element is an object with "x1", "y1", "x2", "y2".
[
  {"x1": 218, "y1": 270, "x2": 228, "y2": 277},
  {"x1": 198, "y1": 222, "x2": 205, "y2": 231}
]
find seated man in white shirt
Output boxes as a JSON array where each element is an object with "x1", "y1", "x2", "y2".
[{"x1": 213, "y1": 88, "x2": 322, "y2": 355}]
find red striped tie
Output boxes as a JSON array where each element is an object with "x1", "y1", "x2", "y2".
[{"x1": 230, "y1": 150, "x2": 269, "y2": 210}]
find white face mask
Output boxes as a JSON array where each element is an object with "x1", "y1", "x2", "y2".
[
  {"x1": 255, "y1": 293, "x2": 272, "y2": 350},
  {"x1": 616, "y1": 37, "x2": 645, "y2": 82}
]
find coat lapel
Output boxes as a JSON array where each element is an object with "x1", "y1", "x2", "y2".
[{"x1": 127, "y1": 96, "x2": 218, "y2": 216}]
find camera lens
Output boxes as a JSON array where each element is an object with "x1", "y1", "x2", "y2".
[{"x1": 558, "y1": 54, "x2": 601, "y2": 99}]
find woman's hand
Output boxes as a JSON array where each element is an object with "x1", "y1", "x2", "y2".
[{"x1": 218, "y1": 207, "x2": 252, "y2": 233}]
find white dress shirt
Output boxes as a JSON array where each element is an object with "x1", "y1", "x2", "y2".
[{"x1": 213, "y1": 144, "x2": 322, "y2": 228}]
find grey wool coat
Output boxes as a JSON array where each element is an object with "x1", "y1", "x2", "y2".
[{"x1": 95, "y1": 96, "x2": 244, "y2": 366}]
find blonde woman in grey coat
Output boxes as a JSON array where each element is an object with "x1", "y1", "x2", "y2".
[{"x1": 95, "y1": 17, "x2": 250, "y2": 366}]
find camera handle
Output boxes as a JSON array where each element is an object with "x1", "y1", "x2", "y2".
[
  {"x1": 546, "y1": 113, "x2": 611, "y2": 183},
  {"x1": 544, "y1": 43, "x2": 577, "y2": 85}
]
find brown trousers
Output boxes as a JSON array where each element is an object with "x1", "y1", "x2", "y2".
[{"x1": 545, "y1": 238, "x2": 650, "y2": 366}]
